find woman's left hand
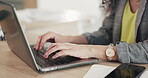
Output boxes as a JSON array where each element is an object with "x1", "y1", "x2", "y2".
[{"x1": 43, "y1": 43, "x2": 108, "y2": 59}]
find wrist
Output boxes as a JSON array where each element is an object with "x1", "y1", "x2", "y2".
[
  {"x1": 105, "y1": 44, "x2": 118, "y2": 61},
  {"x1": 91, "y1": 45, "x2": 107, "y2": 59}
]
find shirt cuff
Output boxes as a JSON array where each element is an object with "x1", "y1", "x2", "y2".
[{"x1": 116, "y1": 41, "x2": 130, "y2": 63}]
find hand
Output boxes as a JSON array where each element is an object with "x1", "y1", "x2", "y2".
[
  {"x1": 43, "y1": 43, "x2": 108, "y2": 59},
  {"x1": 34, "y1": 32, "x2": 70, "y2": 50},
  {"x1": 34, "y1": 32, "x2": 88, "y2": 50}
]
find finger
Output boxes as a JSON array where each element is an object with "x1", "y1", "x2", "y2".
[
  {"x1": 39, "y1": 37, "x2": 48, "y2": 50},
  {"x1": 52, "y1": 50, "x2": 66, "y2": 59},
  {"x1": 35, "y1": 35, "x2": 42, "y2": 50},
  {"x1": 54, "y1": 49, "x2": 83, "y2": 59},
  {"x1": 44, "y1": 44, "x2": 69, "y2": 58},
  {"x1": 39, "y1": 34, "x2": 54, "y2": 50},
  {"x1": 43, "y1": 44, "x2": 62, "y2": 58},
  {"x1": 35, "y1": 32, "x2": 52, "y2": 50},
  {"x1": 46, "y1": 43, "x2": 71, "y2": 53}
]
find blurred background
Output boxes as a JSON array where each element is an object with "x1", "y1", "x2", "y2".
[{"x1": 0, "y1": 0, "x2": 105, "y2": 36}]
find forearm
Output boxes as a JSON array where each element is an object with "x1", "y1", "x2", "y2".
[{"x1": 67, "y1": 35, "x2": 89, "y2": 44}]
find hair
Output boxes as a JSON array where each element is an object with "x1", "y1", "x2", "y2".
[{"x1": 100, "y1": 0, "x2": 114, "y2": 13}]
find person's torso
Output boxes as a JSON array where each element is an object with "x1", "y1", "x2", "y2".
[{"x1": 112, "y1": 0, "x2": 148, "y2": 44}]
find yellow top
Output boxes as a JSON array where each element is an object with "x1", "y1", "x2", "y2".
[{"x1": 120, "y1": 1, "x2": 138, "y2": 44}]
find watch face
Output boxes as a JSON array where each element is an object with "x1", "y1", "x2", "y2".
[{"x1": 106, "y1": 48, "x2": 115, "y2": 57}]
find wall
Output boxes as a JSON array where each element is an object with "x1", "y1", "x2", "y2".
[
  {"x1": 37, "y1": 0, "x2": 105, "y2": 34},
  {"x1": 37, "y1": 0, "x2": 101, "y2": 16}
]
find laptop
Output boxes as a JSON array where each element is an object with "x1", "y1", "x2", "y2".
[{"x1": 0, "y1": 1, "x2": 99, "y2": 72}]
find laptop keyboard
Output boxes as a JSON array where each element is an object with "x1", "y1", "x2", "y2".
[{"x1": 30, "y1": 45, "x2": 81, "y2": 68}]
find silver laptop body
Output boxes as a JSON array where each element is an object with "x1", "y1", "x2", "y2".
[{"x1": 0, "y1": 1, "x2": 99, "y2": 72}]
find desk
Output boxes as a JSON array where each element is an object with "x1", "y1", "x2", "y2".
[
  {"x1": 0, "y1": 22, "x2": 148, "y2": 78},
  {"x1": 0, "y1": 41, "x2": 148, "y2": 78}
]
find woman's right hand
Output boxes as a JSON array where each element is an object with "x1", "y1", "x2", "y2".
[{"x1": 34, "y1": 32, "x2": 88, "y2": 50}]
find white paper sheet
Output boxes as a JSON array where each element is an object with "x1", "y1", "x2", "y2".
[{"x1": 83, "y1": 64, "x2": 116, "y2": 78}]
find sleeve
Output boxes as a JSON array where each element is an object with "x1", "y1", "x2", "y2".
[
  {"x1": 82, "y1": 11, "x2": 115, "y2": 45},
  {"x1": 116, "y1": 40, "x2": 148, "y2": 63}
]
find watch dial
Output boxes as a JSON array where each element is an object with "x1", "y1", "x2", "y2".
[{"x1": 106, "y1": 49, "x2": 115, "y2": 57}]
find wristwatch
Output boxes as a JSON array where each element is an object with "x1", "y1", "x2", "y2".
[{"x1": 105, "y1": 43, "x2": 115, "y2": 61}]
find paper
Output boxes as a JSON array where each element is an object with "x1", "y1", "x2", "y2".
[
  {"x1": 83, "y1": 64, "x2": 116, "y2": 78},
  {"x1": 83, "y1": 64, "x2": 148, "y2": 78}
]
